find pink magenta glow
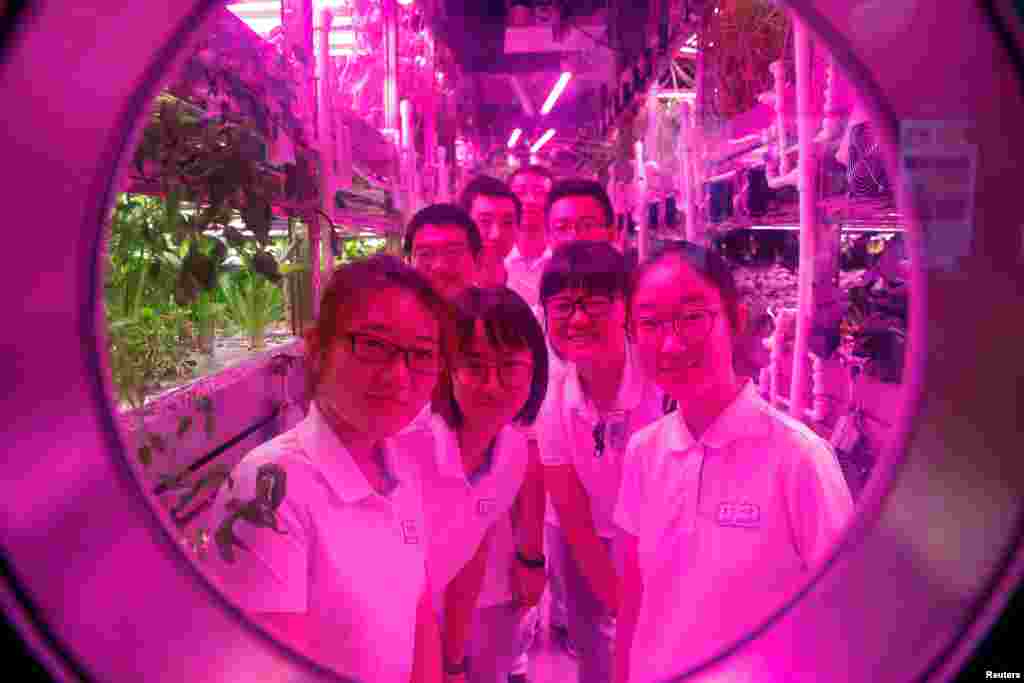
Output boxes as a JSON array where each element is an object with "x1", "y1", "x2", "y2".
[
  {"x1": 530, "y1": 128, "x2": 556, "y2": 153},
  {"x1": 507, "y1": 128, "x2": 522, "y2": 148},
  {"x1": 540, "y1": 72, "x2": 572, "y2": 115}
]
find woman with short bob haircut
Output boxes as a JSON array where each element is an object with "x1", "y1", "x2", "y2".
[
  {"x1": 613, "y1": 241, "x2": 853, "y2": 683},
  {"x1": 406, "y1": 286, "x2": 549, "y2": 683},
  {"x1": 209, "y1": 254, "x2": 452, "y2": 683}
]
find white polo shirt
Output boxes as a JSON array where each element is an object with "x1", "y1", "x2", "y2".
[
  {"x1": 537, "y1": 345, "x2": 665, "y2": 537},
  {"x1": 401, "y1": 412, "x2": 530, "y2": 610},
  {"x1": 208, "y1": 403, "x2": 428, "y2": 683},
  {"x1": 614, "y1": 381, "x2": 854, "y2": 683},
  {"x1": 505, "y1": 245, "x2": 552, "y2": 310}
]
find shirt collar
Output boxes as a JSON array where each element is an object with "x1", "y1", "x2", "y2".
[
  {"x1": 565, "y1": 344, "x2": 646, "y2": 418},
  {"x1": 666, "y1": 380, "x2": 763, "y2": 453},
  {"x1": 298, "y1": 402, "x2": 400, "y2": 503},
  {"x1": 504, "y1": 245, "x2": 552, "y2": 269},
  {"x1": 430, "y1": 413, "x2": 497, "y2": 486}
]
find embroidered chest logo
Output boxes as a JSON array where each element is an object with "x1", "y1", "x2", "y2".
[
  {"x1": 476, "y1": 498, "x2": 496, "y2": 517},
  {"x1": 717, "y1": 502, "x2": 761, "y2": 528},
  {"x1": 400, "y1": 520, "x2": 420, "y2": 544}
]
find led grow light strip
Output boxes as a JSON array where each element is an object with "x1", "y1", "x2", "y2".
[
  {"x1": 507, "y1": 128, "x2": 522, "y2": 148},
  {"x1": 540, "y1": 72, "x2": 572, "y2": 115},
  {"x1": 530, "y1": 128, "x2": 556, "y2": 153}
]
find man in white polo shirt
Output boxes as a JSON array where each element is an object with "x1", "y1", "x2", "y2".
[
  {"x1": 536, "y1": 241, "x2": 666, "y2": 682},
  {"x1": 506, "y1": 165, "x2": 555, "y2": 310}
]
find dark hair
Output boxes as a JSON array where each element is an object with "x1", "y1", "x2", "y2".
[
  {"x1": 459, "y1": 175, "x2": 523, "y2": 226},
  {"x1": 508, "y1": 164, "x2": 554, "y2": 187},
  {"x1": 626, "y1": 240, "x2": 742, "y2": 334},
  {"x1": 402, "y1": 203, "x2": 483, "y2": 258},
  {"x1": 434, "y1": 287, "x2": 549, "y2": 428},
  {"x1": 539, "y1": 240, "x2": 629, "y2": 306},
  {"x1": 544, "y1": 178, "x2": 615, "y2": 229},
  {"x1": 305, "y1": 254, "x2": 454, "y2": 394}
]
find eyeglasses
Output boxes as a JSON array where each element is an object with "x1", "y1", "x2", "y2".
[
  {"x1": 546, "y1": 296, "x2": 615, "y2": 321},
  {"x1": 454, "y1": 358, "x2": 534, "y2": 388},
  {"x1": 346, "y1": 333, "x2": 441, "y2": 375},
  {"x1": 633, "y1": 310, "x2": 718, "y2": 344},
  {"x1": 549, "y1": 218, "x2": 608, "y2": 240},
  {"x1": 510, "y1": 183, "x2": 550, "y2": 198},
  {"x1": 412, "y1": 244, "x2": 469, "y2": 265},
  {"x1": 474, "y1": 214, "x2": 518, "y2": 232}
]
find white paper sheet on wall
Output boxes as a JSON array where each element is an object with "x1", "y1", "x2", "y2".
[{"x1": 899, "y1": 120, "x2": 978, "y2": 271}]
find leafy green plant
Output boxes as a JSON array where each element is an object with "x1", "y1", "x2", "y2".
[
  {"x1": 222, "y1": 267, "x2": 285, "y2": 350},
  {"x1": 107, "y1": 306, "x2": 194, "y2": 411}
]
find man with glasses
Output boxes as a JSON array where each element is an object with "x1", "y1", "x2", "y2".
[
  {"x1": 506, "y1": 166, "x2": 555, "y2": 310},
  {"x1": 459, "y1": 175, "x2": 522, "y2": 289},
  {"x1": 404, "y1": 203, "x2": 484, "y2": 303},
  {"x1": 545, "y1": 178, "x2": 620, "y2": 251}
]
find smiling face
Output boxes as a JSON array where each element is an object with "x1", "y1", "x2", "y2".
[
  {"x1": 469, "y1": 194, "x2": 518, "y2": 263},
  {"x1": 452, "y1": 319, "x2": 534, "y2": 430},
  {"x1": 410, "y1": 224, "x2": 478, "y2": 301},
  {"x1": 545, "y1": 287, "x2": 627, "y2": 366},
  {"x1": 629, "y1": 255, "x2": 742, "y2": 405},
  {"x1": 312, "y1": 287, "x2": 442, "y2": 442}
]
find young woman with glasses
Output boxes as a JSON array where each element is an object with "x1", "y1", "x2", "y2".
[
  {"x1": 613, "y1": 242, "x2": 853, "y2": 683},
  {"x1": 534, "y1": 241, "x2": 667, "y2": 683},
  {"x1": 398, "y1": 287, "x2": 549, "y2": 683},
  {"x1": 208, "y1": 255, "x2": 451, "y2": 683}
]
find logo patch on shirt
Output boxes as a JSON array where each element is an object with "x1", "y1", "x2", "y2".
[
  {"x1": 400, "y1": 520, "x2": 420, "y2": 544},
  {"x1": 717, "y1": 502, "x2": 761, "y2": 528},
  {"x1": 476, "y1": 498, "x2": 496, "y2": 517}
]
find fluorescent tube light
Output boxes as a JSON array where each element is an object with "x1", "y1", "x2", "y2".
[
  {"x1": 540, "y1": 72, "x2": 572, "y2": 115},
  {"x1": 530, "y1": 128, "x2": 556, "y2": 153},
  {"x1": 507, "y1": 128, "x2": 522, "y2": 148}
]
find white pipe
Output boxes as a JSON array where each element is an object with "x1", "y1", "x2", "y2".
[
  {"x1": 789, "y1": 16, "x2": 818, "y2": 420},
  {"x1": 636, "y1": 140, "x2": 649, "y2": 260},
  {"x1": 770, "y1": 61, "x2": 790, "y2": 175}
]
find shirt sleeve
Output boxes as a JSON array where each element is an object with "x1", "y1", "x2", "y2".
[
  {"x1": 208, "y1": 453, "x2": 311, "y2": 614},
  {"x1": 781, "y1": 434, "x2": 855, "y2": 568},
  {"x1": 613, "y1": 436, "x2": 646, "y2": 538}
]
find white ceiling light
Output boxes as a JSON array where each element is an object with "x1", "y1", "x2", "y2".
[
  {"x1": 540, "y1": 72, "x2": 572, "y2": 116},
  {"x1": 507, "y1": 128, "x2": 522, "y2": 148},
  {"x1": 530, "y1": 128, "x2": 556, "y2": 153}
]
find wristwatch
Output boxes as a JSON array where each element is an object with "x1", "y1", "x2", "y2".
[
  {"x1": 443, "y1": 657, "x2": 467, "y2": 676},
  {"x1": 515, "y1": 548, "x2": 546, "y2": 569}
]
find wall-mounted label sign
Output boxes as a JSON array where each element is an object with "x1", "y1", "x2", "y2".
[{"x1": 899, "y1": 120, "x2": 978, "y2": 271}]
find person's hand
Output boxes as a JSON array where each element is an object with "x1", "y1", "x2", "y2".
[{"x1": 510, "y1": 558, "x2": 546, "y2": 608}]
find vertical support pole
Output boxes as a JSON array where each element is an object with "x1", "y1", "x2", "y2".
[
  {"x1": 384, "y1": 0, "x2": 399, "y2": 136},
  {"x1": 692, "y1": 37, "x2": 707, "y2": 246},
  {"x1": 789, "y1": 15, "x2": 818, "y2": 421},
  {"x1": 437, "y1": 146, "x2": 450, "y2": 202},
  {"x1": 423, "y1": 35, "x2": 437, "y2": 201},
  {"x1": 318, "y1": 8, "x2": 335, "y2": 225},
  {"x1": 636, "y1": 140, "x2": 649, "y2": 261},
  {"x1": 679, "y1": 101, "x2": 698, "y2": 243}
]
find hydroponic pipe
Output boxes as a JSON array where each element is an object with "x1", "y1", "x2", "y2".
[{"x1": 790, "y1": 13, "x2": 819, "y2": 421}]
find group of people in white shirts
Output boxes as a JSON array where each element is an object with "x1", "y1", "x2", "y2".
[{"x1": 208, "y1": 165, "x2": 855, "y2": 683}]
